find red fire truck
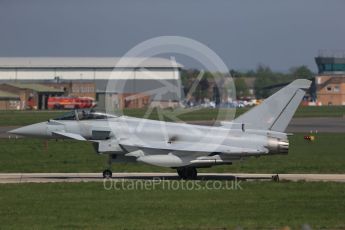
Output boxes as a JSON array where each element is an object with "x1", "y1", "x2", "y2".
[{"x1": 48, "y1": 97, "x2": 96, "y2": 110}]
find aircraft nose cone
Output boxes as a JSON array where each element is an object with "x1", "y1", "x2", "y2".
[{"x1": 9, "y1": 122, "x2": 48, "y2": 137}]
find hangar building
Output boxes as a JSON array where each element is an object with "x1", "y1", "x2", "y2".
[{"x1": 0, "y1": 57, "x2": 183, "y2": 110}]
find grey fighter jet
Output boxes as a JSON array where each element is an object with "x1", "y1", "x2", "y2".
[{"x1": 9, "y1": 79, "x2": 311, "y2": 179}]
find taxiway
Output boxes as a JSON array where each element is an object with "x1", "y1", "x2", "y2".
[{"x1": 0, "y1": 173, "x2": 344, "y2": 183}]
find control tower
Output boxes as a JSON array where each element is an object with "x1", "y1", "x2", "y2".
[{"x1": 314, "y1": 51, "x2": 345, "y2": 105}]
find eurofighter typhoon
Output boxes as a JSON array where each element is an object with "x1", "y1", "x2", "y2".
[{"x1": 9, "y1": 79, "x2": 311, "y2": 179}]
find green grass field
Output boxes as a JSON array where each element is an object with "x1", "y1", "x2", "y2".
[
  {"x1": 0, "y1": 181, "x2": 344, "y2": 229},
  {"x1": 1, "y1": 108, "x2": 344, "y2": 230},
  {"x1": 0, "y1": 105, "x2": 344, "y2": 126},
  {"x1": 1, "y1": 133, "x2": 344, "y2": 173}
]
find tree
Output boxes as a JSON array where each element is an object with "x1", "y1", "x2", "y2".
[
  {"x1": 234, "y1": 77, "x2": 249, "y2": 98},
  {"x1": 180, "y1": 69, "x2": 211, "y2": 102},
  {"x1": 254, "y1": 65, "x2": 276, "y2": 98},
  {"x1": 289, "y1": 65, "x2": 313, "y2": 79},
  {"x1": 180, "y1": 69, "x2": 200, "y2": 97},
  {"x1": 195, "y1": 77, "x2": 209, "y2": 101},
  {"x1": 230, "y1": 69, "x2": 242, "y2": 78}
]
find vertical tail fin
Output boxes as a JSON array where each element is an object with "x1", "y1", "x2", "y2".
[{"x1": 233, "y1": 79, "x2": 311, "y2": 132}]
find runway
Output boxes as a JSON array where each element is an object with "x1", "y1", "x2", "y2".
[
  {"x1": 0, "y1": 173, "x2": 344, "y2": 183},
  {"x1": 189, "y1": 117, "x2": 345, "y2": 133},
  {"x1": 286, "y1": 117, "x2": 345, "y2": 133}
]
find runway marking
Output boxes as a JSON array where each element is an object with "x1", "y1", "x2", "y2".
[{"x1": 0, "y1": 173, "x2": 344, "y2": 183}]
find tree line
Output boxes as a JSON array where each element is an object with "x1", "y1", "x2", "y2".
[
  {"x1": 181, "y1": 65, "x2": 313, "y2": 101},
  {"x1": 232, "y1": 65, "x2": 313, "y2": 98}
]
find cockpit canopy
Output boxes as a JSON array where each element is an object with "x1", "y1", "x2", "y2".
[{"x1": 54, "y1": 110, "x2": 118, "y2": 121}]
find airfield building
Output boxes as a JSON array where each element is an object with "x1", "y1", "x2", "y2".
[
  {"x1": 0, "y1": 90, "x2": 20, "y2": 110},
  {"x1": 0, "y1": 83, "x2": 64, "y2": 110},
  {"x1": 0, "y1": 57, "x2": 183, "y2": 110},
  {"x1": 315, "y1": 53, "x2": 345, "y2": 105}
]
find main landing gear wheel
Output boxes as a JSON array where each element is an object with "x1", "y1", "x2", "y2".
[
  {"x1": 177, "y1": 167, "x2": 197, "y2": 180},
  {"x1": 103, "y1": 154, "x2": 113, "y2": 178},
  {"x1": 272, "y1": 174, "x2": 280, "y2": 182},
  {"x1": 103, "y1": 169, "x2": 112, "y2": 178}
]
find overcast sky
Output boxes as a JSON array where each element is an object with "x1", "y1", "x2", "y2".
[{"x1": 0, "y1": 0, "x2": 344, "y2": 72}]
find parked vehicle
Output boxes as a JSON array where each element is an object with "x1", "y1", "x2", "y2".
[{"x1": 48, "y1": 97, "x2": 96, "y2": 110}]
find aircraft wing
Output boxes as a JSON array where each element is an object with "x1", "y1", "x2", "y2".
[{"x1": 119, "y1": 139, "x2": 263, "y2": 155}]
